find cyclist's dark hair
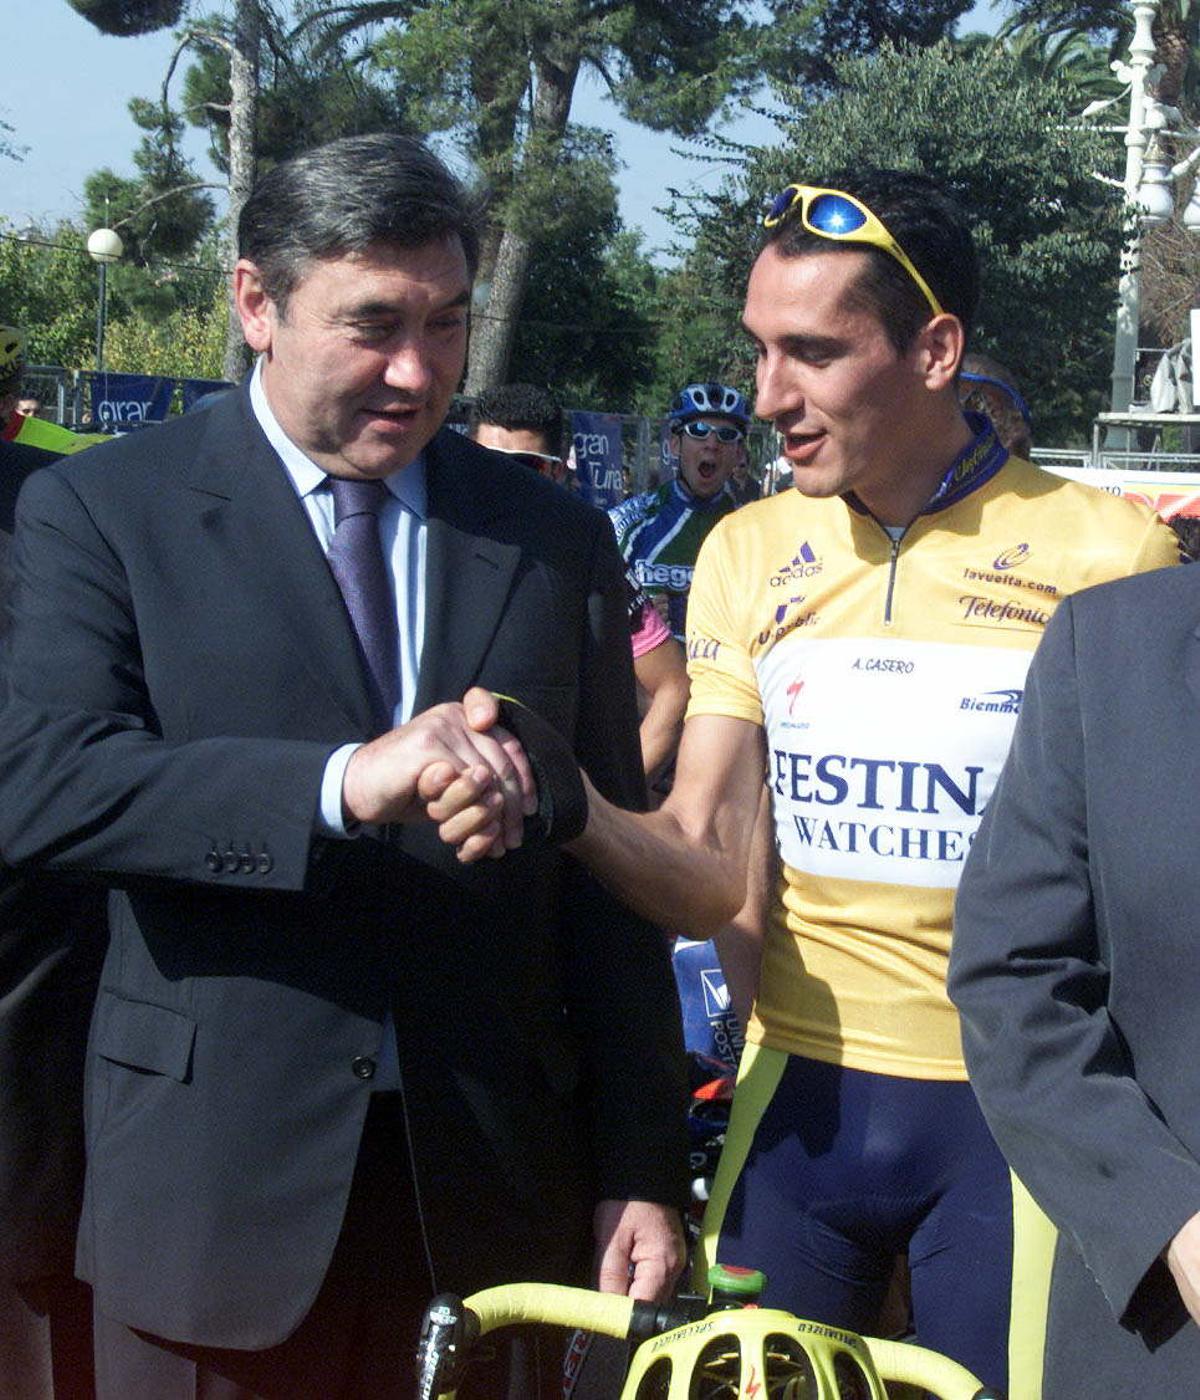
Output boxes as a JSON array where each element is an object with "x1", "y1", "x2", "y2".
[
  {"x1": 760, "y1": 168, "x2": 979, "y2": 353},
  {"x1": 468, "y1": 383, "x2": 563, "y2": 456},
  {"x1": 238, "y1": 133, "x2": 480, "y2": 318}
]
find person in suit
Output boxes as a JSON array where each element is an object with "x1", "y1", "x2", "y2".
[
  {"x1": 0, "y1": 133, "x2": 685, "y2": 1399},
  {"x1": 1, "y1": 433, "x2": 106, "y2": 1400},
  {"x1": 949, "y1": 564, "x2": 1200, "y2": 1397}
]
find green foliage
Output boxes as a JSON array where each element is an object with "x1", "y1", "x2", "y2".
[
  {"x1": 65, "y1": 0, "x2": 186, "y2": 35},
  {"x1": 83, "y1": 102, "x2": 215, "y2": 272},
  {"x1": 684, "y1": 42, "x2": 1126, "y2": 445},
  {"x1": 0, "y1": 223, "x2": 103, "y2": 370},
  {"x1": 181, "y1": 9, "x2": 414, "y2": 174},
  {"x1": 761, "y1": 0, "x2": 969, "y2": 86},
  {"x1": 103, "y1": 277, "x2": 228, "y2": 376}
]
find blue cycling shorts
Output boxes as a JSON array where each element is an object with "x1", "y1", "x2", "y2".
[{"x1": 697, "y1": 1046, "x2": 1056, "y2": 1394}]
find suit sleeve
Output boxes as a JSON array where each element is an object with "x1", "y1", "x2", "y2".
[
  {"x1": 949, "y1": 597, "x2": 1200, "y2": 1333},
  {"x1": 0, "y1": 464, "x2": 330, "y2": 890},
  {"x1": 561, "y1": 515, "x2": 688, "y2": 1208}
]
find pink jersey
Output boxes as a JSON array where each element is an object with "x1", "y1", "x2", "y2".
[{"x1": 631, "y1": 596, "x2": 671, "y2": 659}]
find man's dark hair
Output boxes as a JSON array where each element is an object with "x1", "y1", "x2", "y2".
[
  {"x1": 238, "y1": 133, "x2": 480, "y2": 316},
  {"x1": 468, "y1": 383, "x2": 563, "y2": 456},
  {"x1": 761, "y1": 168, "x2": 979, "y2": 353}
]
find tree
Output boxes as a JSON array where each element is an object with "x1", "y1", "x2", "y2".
[
  {"x1": 313, "y1": 0, "x2": 757, "y2": 392},
  {"x1": 65, "y1": 0, "x2": 264, "y2": 379},
  {"x1": 0, "y1": 222, "x2": 105, "y2": 370},
  {"x1": 762, "y1": 0, "x2": 972, "y2": 85},
  {"x1": 685, "y1": 41, "x2": 1127, "y2": 445},
  {"x1": 66, "y1": 0, "x2": 185, "y2": 33}
]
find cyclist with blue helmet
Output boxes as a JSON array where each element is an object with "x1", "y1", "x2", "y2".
[{"x1": 609, "y1": 382, "x2": 749, "y2": 642}]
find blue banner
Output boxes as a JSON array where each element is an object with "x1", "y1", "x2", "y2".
[
  {"x1": 181, "y1": 378, "x2": 236, "y2": 413},
  {"x1": 87, "y1": 372, "x2": 175, "y2": 427},
  {"x1": 571, "y1": 410, "x2": 625, "y2": 509}
]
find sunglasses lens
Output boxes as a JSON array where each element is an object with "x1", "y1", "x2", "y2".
[
  {"x1": 766, "y1": 188, "x2": 799, "y2": 224},
  {"x1": 682, "y1": 421, "x2": 742, "y2": 442},
  {"x1": 807, "y1": 193, "x2": 867, "y2": 236}
]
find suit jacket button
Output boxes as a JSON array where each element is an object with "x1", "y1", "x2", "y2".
[
  {"x1": 351, "y1": 1056, "x2": 376, "y2": 1081},
  {"x1": 205, "y1": 849, "x2": 222, "y2": 874},
  {"x1": 221, "y1": 848, "x2": 240, "y2": 874},
  {"x1": 239, "y1": 848, "x2": 256, "y2": 874},
  {"x1": 257, "y1": 851, "x2": 274, "y2": 874}
]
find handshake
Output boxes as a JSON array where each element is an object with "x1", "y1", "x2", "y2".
[{"x1": 340, "y1": 687, "x2": 588, "y2": 860}]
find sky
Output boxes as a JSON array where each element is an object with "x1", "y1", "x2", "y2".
[{"x1": 0, "y1": 0, "x2": 1002, "y2": 264}]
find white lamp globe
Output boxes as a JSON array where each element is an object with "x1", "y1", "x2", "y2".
[{"x1": 87, "y1": 228, "x2": 124, "y2": 264}]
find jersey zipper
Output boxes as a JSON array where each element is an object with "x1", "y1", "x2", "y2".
[{"x1": 878, "y1": 523, "x2": 909, "y2": 626}]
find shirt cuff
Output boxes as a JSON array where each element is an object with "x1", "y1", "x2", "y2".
[{"x1": 317, "y1": 743, "x2": 363, "y2": 838}]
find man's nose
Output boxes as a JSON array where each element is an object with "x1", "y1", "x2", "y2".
[
  {"x1": 382, "y1": 339, "x2": 434, "y2": 395},
  {"x1": 754, "y1": 354, "x2": 796, "y2": 422}
]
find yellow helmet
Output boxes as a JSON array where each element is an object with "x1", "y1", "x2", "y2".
[{"x1": 0, "y1": 325, "x2": 25, "y2": 379}]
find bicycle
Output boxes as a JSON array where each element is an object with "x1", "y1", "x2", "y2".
[{"x1": 416, "y1": 1263, "x2": 1003, "y2": 1399}]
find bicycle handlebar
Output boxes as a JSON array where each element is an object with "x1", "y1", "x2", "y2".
[{"x1": 419, "y1": 1280, "x2": 995, "y2": 1400}]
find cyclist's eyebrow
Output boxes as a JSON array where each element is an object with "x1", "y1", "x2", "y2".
[{"x1": 780, "y1": 333, "x2": 847, "y2": 357}]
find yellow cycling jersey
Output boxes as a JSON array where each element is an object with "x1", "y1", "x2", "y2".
[{"x1": 686, "y1": 430, "x2": 1179, "y2": 1079}]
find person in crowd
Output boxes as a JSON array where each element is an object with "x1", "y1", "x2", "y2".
[
  {"x1": 0, "y1": 329, "x2": 106, "y2": 455},
  {"x1": 470, "y1": 382, "x2": 689, "y2": 788},
  {"x1": 950, "y1": 562, "x2": 1200, "y2": 1397},
  {"x1": 16, "y1": 394, "x2": 42, "y2": 418},
  {"x1": 439, "y1": 169, "x2": 1180, "y2": 1392},
  {"x1": 0, "y1": 133, "x2": 685, "y2": 1400},
  {"x1": 1, "y1": 433, "x2": 106, "y2": 1399},
  {"x1": 467, "y1": 381, "x2": 572, "y2": 486},
  {"x1": 727, "y1": 440, "x2": 761, "y2": 507},
  {"x1": 958, "y1": 351, "x2": 1034, "y2": 459},
  {"x1": 609, "y1": 382, "x2": 748, "y2": 642}
]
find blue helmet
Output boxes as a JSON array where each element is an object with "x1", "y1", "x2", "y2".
[{"x1": 668, "y1": 381, "x2": 750, "y2": 431}]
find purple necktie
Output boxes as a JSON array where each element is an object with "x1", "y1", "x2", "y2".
[{"x1": 326, "y1": 477, "x2": 399, "y2": 733}]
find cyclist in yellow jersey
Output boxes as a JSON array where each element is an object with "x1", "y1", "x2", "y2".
[{"x1": 427, "y1": 169, "x2": 1179, "y2": 1394}]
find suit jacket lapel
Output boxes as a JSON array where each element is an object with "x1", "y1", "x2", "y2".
[
  {"x1": 414, "y1": 431, "x2": 521, "y2": 712},
  {"x1": 182, "y1": 389, "x2": 376, "y2": 736}
]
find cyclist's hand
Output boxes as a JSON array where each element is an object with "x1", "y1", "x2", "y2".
[
  {"x1": 1167, "y1": 1210, "x2": 1200, "y2": 1326},
  {"x1": 592, "y1": 1199, "x2": 685, "y2": 1304}
]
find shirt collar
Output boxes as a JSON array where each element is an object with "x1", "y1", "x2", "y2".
[
  {"x1": 843, "y1": 411, "x2": 1007, "y2": 521},
  {"x1": 248, "y1": 357, "x2": 427, "y2": 519}
]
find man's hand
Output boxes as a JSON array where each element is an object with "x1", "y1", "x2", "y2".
[
  {"x1": 592, "y1": 1199, "x2": 685, "y2": 1304},
  {"x1": 342, "y1": 686, "x2": 536, "y2": 860},
  {"x1": 1166, "y1": 1210, "x2": 1200, "y2": 1326}
]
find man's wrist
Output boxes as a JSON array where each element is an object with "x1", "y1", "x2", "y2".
[{"x1": 317, "y1": 742, "x2": 363, "y2": 838}]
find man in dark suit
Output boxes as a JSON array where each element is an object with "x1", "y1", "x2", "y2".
[
  {"x1": 1, "y1": 433, "x2": 105, "y2": 1399},
  {"x1": 950, "y1": 564, "x2": 1200, "y2": 1396},
  {"x1": 0, "y1": 134, "x2": 685, "y2": 1399}
]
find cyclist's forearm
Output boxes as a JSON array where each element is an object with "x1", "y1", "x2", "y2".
[{"x1": 567, "y1": 779, "x2": 748, "y2": 939}]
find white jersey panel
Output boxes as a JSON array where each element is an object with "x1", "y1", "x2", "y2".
[{"x1": 756, "y1": 634, "x2": 1031, "y2": 890}]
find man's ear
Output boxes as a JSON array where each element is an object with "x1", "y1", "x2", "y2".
[
  {"x1": 916, "y1": 313, "x2": 966, "y2": 392},
  {"x1": 234, "y1": 260, "x2": 275, "y2": 354}
]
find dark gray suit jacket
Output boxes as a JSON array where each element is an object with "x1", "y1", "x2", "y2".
[
  {"x1": 950, "y1": 563, "x2": 1200, "y2": 1393},
  {"x1": 1, "y1": 436, "x2": 107, "y2": 1286},
  {"x1": 0, "y1": 389, "x2": 686, "y2": 1348}
]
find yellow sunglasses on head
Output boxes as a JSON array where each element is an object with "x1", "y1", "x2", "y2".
[{"x1": 763, "y1": 183, "x2": 945, "y2": 319}]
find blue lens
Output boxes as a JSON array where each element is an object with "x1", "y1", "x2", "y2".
[
  {"x1": 807, "y1": 194, "x2": 867, "y2": 236},
  {"x1": 766, "y1": 188, "x2": 798, "y2": 224}
]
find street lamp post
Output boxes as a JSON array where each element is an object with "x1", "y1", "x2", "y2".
[
  {"x1": 1109, "y1": 1, "x2": 1160, "y2": 449},
  {"x1": 86, "y1": 227, "x2": 123, "y2": 376},
  {"x1": 1088, "y1": 0, "x2": 1200, "y2": 451}
]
